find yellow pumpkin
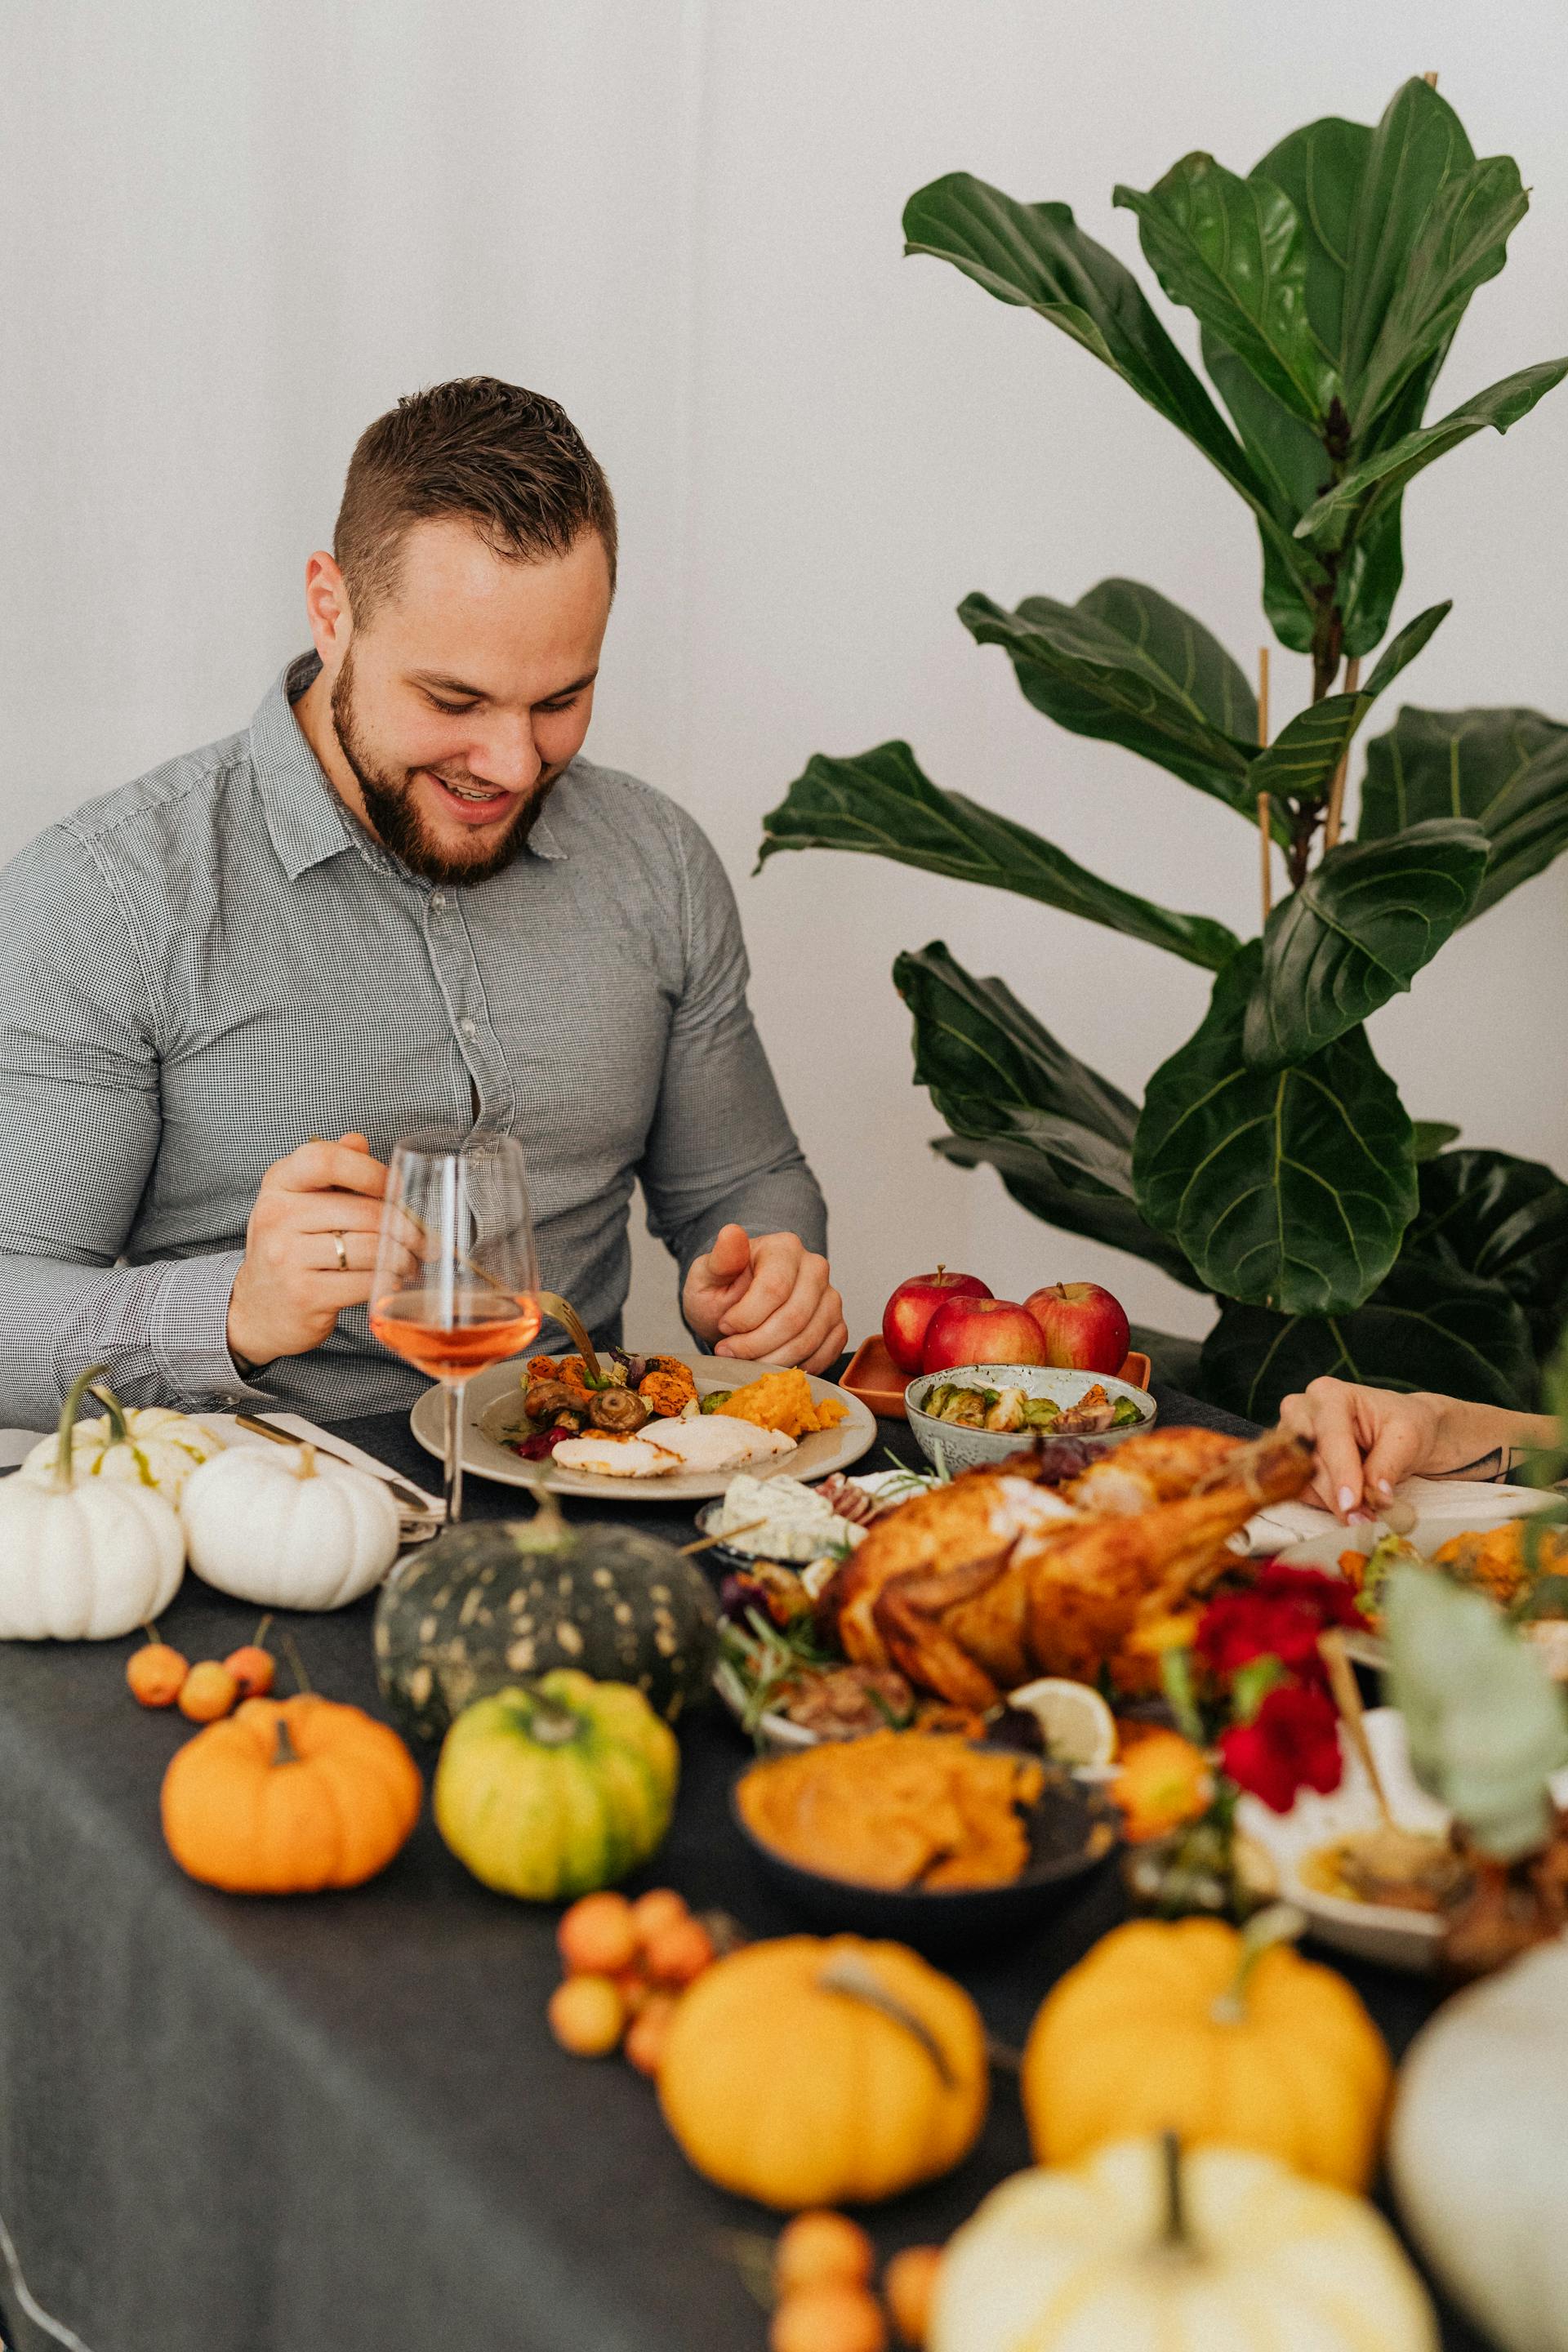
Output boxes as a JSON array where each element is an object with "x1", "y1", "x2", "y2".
[
  {"x1": 657, "y1": 1934, "x2": 987, "y2": 2208},
  {"x1": 1022, "y1": 1916, "x2": 1390, "y2": 2190},
  {"x1": 931, "y1": 2139, "x2": 1437, "y2": 2352}
]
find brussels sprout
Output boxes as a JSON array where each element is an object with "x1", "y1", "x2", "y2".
[{"x1": 700, "y1": 1389, "x2": 734, "y2": 1415}]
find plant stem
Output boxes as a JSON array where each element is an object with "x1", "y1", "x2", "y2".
[
  {"x1": 1160, "y1": 2132, "x2": 1188, "y2": 2247},
  {"x1": 55, "y1": 1363, "x2": 109, "y2": 1491}
]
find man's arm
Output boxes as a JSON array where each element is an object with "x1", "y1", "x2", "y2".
[
  {"x1": 0, "y1": 826, "x2": 268, "y2": 1425},
  {"x1": 637, "y1": 813, "x2": 840, "y2": 1362}
]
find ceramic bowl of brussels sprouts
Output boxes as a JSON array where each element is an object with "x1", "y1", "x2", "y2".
[{"x1": 904, "y1": 1364, "x2": 1157, "y2": 1476}]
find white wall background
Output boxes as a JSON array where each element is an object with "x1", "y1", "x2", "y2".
[{"x1": 2, "y1": 0, "x2": 1566, "y2": 1356}]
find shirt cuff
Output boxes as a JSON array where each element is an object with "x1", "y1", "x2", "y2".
[{"x1": 149, "y1": 1251, "x2": 279, "y2": 1411}]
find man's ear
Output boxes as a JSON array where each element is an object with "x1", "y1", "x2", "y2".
[{"x1": 305, "y1": 551, "x2": 352, "y2": 670}]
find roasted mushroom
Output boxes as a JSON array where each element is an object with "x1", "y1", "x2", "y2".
[
  {"x1": 527, "y1": 1379, "x2": 589, "y2": 1423},
  {"x1": 588, "y1": 1388, "x2": 650, "y2": 1434}
]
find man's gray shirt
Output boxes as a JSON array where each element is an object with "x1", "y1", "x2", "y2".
[{"x1": 0, "y1": 656, "x2": 826, "y2": 1424}]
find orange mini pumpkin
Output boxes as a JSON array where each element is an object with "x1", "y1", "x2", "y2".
[{"x1": 161, "y1": 1695, "x2": 422, "y2": 1893}]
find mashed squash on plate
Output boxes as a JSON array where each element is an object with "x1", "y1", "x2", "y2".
[{"x1": 720, "y1": 1367, "x2": 849, "y2": 1441}]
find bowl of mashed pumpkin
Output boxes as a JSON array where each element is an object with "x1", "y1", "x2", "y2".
[{"x1": 733, "y1": 1729, "x2": 1117, "y2": 1953}]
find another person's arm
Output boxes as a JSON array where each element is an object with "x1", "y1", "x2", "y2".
[
  {"x1": 638, "y1": 814, "x2": 844, "y2": 1373},
  {"x1": 1276, "y1": 1376, "x2": 1557, "y2": 1519}
]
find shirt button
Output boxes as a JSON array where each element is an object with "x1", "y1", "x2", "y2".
[
  {"x1": 430, "y1": 892, "x2": 447, "y2": 911},
  {"x1": 461, "y1": 1018, "x2": 478, "y2": 1038}
]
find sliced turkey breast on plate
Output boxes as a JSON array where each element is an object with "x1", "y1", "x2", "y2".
[
  {"x1": 641, "y1": 1415, "x2": 796, "y2": 1471},
  {"x1": 550, "y1": 1434, "x2": 684, "y2": 1478}
]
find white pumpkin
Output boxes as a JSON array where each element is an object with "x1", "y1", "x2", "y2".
[
  {"x1": 1392, "y1": 1938, "x2": 1568, "y2": 2352},
  {"x1": 180, "y1": 1442, "x2": 400, "y2": 1610},
  {"x1": 0, "y1": 1367, "x2": 185, "y2": 1639},
  {"x1": 932, "y1": 2138, "x2": 1437, "y2": 2352},
  {"x1": 21, "y1": 1386, "x2": 225, "y2": 1503}
]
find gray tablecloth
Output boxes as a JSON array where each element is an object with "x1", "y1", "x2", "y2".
[{"x1": 0, "y1": 1384, "x2": 1492, "y2": 2352}]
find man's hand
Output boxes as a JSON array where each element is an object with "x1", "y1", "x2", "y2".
[
  {"x1": 682, "y1": 1224, "x2": 847, "y2": 1375},
  {"x1": 1276, "y1": 1377, "x2": 1556, "y2": 1519},
  {"x1": 226, "y1": 1134, "x2": 399, "y2": 1368}
]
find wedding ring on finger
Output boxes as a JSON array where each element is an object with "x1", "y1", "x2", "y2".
[{"x1": 332, "y1": 1230, "x2": 349, "y2": 1272}]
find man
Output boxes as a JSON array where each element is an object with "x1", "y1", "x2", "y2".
[{"x1": 0, "y1": 377, "x2": 844, "y2": 1426}]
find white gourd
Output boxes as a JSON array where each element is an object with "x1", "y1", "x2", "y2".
[
  {"x1": 20, "y1": 1386, "x2": 225, "y2": 1503},
  {"x1": 932, "y1": 2138, "x2": 1437, "y2": 2352},
  {"x1": 1392, "y1": 1938, "x2": 1568, "y2": 2352},
  {"x1": 180, "y1": 1443, "x2": 400, "y2": 1610},
  {"x1": 0, "y1": 1366, "x2": 185, "y2": 1639}
]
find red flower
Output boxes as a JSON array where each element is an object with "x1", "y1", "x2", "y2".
[
  {"x1": 1196, "y1": 1562, "x2": 1361, "y2": 1682},
  {"x1": 1218, "y1": 1682, "x2": 1343, "y2": 1813}
]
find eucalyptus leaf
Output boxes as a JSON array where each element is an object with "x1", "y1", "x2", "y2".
[
  {"x1": 1296, "y1": 360, "x2": 1568, "y2": 552},
  {"x1": 1242, "y1": 817, "x2": 1488, "y2": 1070},
  {"x1": 1350, "y1": 154, "x2": 1529, "y2": 434},
  {"x1": 1405, "y1": 1147, "x2": 1568, "y2": 1357},
  {"x1": 959, "y1": 580, "x2": 1258, "y2": 812},
  {"x1": 1246, "y1": 600, "x2": 1450, "y2": 807},
  {"x1": 1114, "y1": 153, "x2": 1339, "y2": 424},
  {"x1": 757, "y1": 739, "x2": 1239, "y2": 969},
  {"x1": 1134, "y1": 945, "x2": 1416, "y2": 1316},
  {"x1": 1385, "y1": 1564, "x2": 1568, "y2": 1862},
  {"x1": 1197, "y1": 1261, "x2": 1538, "y2": 1422},
  {"x1": 1359, "y1": 704, "x2": 1568, "y2": 919},
  {"x1": 893, "y1": 942, "x2": 1201, "y2": 1286},
  {"x1": 901, "y1": 173, "x2": 1317, "y2": 600}
]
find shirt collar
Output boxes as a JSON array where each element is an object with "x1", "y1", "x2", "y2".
[{"x1": 250, "y1": 652, "x2": 568, "y2": 880}]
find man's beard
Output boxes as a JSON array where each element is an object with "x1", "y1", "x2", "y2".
[{"x1": 329, "y1": 651, "x2": 557, "y2": 886}]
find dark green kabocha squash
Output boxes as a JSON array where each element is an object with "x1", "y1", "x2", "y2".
[{"x1": 372, "y1": 1489, "x2": 719, "y2": 1744}]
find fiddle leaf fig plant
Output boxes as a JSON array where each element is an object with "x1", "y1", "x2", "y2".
[{"x1": 760, "y1": 76, "x2": 1568, "y2": 1419}]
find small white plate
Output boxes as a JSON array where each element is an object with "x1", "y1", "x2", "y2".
[
  {"x1": 1240, "y1": 1706, "x2": 1568, "y2": 1973},
  {"x1": 410, "y1": 1353, "x2": 875, "y2": 1503}
]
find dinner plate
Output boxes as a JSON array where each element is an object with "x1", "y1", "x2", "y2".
[{"x1": 409, "y1": 1354, "x2": 876, "y2": 1503}]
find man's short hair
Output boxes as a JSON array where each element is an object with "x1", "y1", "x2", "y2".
[{"x1": 333, "y1": 376, "x2": 617, "y2": 621}]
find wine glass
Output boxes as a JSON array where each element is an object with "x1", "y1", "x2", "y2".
[{"x1": 368, "y1": 1130, "x2": 541, "y2": 1522}]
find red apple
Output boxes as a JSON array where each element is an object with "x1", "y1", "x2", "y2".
[
  {"x1": 1023, "y1": 1281, "x2": 1131, "y2": 1375},
  {"x1": 881, "y1": 1266, "x2": 992, "y2": 1374},
  {"x1": 922, "y1": 1295, "x2": 1047, "y2": 1375}
]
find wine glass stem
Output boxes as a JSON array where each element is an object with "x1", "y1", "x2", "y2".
[{"x1": 444, "y1": 1378, "x2": 466, "y2": 1524}]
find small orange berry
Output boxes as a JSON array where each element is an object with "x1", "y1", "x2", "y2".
[
  {"x1": 177, "y1": 1661, "x2": 239, "y2": 1722},
  {"x1": 623, "y1": 1991, "x2": 679, "y2": 2076},
  {"x1": 884, "y1": 2247, "x2": 942, "y2": 2348},
  {"x1": 558, "y1": 1890, "x2": 639, "y2": 1976},
  {"x1": 547, "y1": 1974, "x2": 626, "y2": 2058},
  {"x1": 644, "y1": 1915, "x2": 715, "y2": 1986},
  {"x1": 771, "y1": 2285, "x2": 887, "y2": 2352},
  {"x1": 775, "y1": 2212, "x2": 875, "y2": 2299},
  {"x1": 223, "y1": 1644, "x2": 275, "y2": 1699},
  {"x1": 630, "y1": 1886, "x2": 688, "y2": 1944},
  {"x1": 127, "y1": 1642, "x2": 189, "y2": 1708}
]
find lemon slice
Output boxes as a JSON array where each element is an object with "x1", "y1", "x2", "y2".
[{"x1": 1007, "y1": 1677, "x2": 1117, "y2": 1767}]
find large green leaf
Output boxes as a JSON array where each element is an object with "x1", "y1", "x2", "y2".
[
  {"x1": 1232, "y1": 109, "x2": 1453, "y2": 656},
  {"x1": 958, "y1": 578, "x2": 1257, "y2": 812},
  {"x1": 1339, "y1": 79, "x2": 1478, "y2": 413},
  {"x1": 1134, "y1": 944, "x2": 1416, "y2": 1315},
  {"x1": 1242, "y1": 817, "x2": 1488, "y2": 1071},
  {"x1": 1246, "y1": 600, "x2": 1450, "y2": 807},
  {"x1": 1359, "y1": 705, "x2": 1568, "y2": 918},
  {"x1": 757, "y1": 740, "x2": 1239, "y2": 970},
  {"x1": 902, "y1": 174, "x2": 1317, "y2": 604},
  {"x1": 1405, "y1": 1147, "x2": 1568, "y2": 1358},
  {"x1": 1198, "y1": 1260, "x2": 1538, "y2": 1422},
  {"x1": 1350, "y1": 154, "x2": 1528, "y2": 437},
  {"x1": 1296, "y1": 360, "x2": 1568, "y2": 552},
  {"x1": 893, "y1": 942, "x2": 1202, "y2": 1286},
  {"x1": 1114, "y1": 153, "x2": 1339, "y2": 424}
]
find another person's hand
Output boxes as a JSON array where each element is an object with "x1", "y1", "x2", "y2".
[
  {"x1": 1276, "y1": 1377, "x2": 1554, "y2": 1520},
  {"x1": 226, "y1": 1134, "x2": 395, "y2": 1368},
  {"x1": 683, "y1": 1224, "x2": 847, "y2": 1375}
]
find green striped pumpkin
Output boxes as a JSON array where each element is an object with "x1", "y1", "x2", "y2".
[
  {"x1": 434, "y1": 1670, "x2": 679, "y2": 1899},
  {"x1": 372, "y1": 1494, "x2": 719, "y2": 1744}
]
